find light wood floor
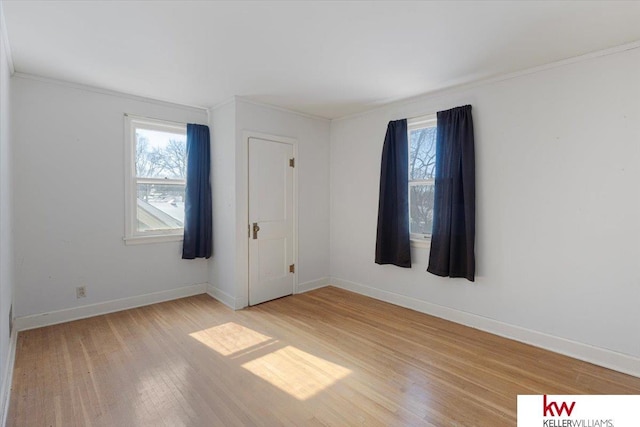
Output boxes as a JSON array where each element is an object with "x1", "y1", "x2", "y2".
[{"x1": 7, "y1": 287, "x2": 640, "y2": 426}]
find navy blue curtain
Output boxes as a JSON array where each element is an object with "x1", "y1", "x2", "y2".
[
  {"x1": 182, "y1": 124, "x2": 212, "y2": 259},
  {"x1": 427, "y1": 105, "x2": 475, "y2": 281},
  {"x1": 375, "y1": 119, "x2": 411, "y2": 268}
]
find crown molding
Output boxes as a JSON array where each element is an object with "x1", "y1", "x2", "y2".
[
  {"x1": 334, "y1": 39, "x2": 640, "y2": 122},
  {"x1": 13, "y1": 72, "x2": 208, "y2": 113},
  {"x1": 235, "y1": 96, "x2": 331, "y2": 122},
  {"x1": 209, "y1": 95, "x2": 331, "y2": 123}
]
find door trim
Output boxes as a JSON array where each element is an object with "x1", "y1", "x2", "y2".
[{"x1": 241, "y1": 131, "x2": 298, "y2": 308}]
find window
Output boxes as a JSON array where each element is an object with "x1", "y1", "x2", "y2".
[
  {"x1": 408, "y1": 114, "x2": 437, "y2": 243},
  {"x1": 124, "y1": 115, "x2": 187, "y2": 244}
]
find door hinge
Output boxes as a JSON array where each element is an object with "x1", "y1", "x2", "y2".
[
  {"x1": 289, "y1": 264, "x2": 295, "y2": 273},
  {"x1": 289, "y1": 158, "x2": 295, "y2": 168}
]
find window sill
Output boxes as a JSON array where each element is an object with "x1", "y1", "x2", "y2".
[
  {"x1": 124, "y1": 234, "x2": 183, "y2": 246},
  {"x1": 410, "y1": 238, "x2": 431, "y2": 249}
]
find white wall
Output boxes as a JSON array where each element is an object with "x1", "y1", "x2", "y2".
[
  {"x1": 0, "y1": 5, "x2": 14, "y2": 415},
  {"x1": 330, "y1": 48, "x2": 640, "y2": 361},
  {"x1": 208, "y1": 98, "x2": 331, "y2": 308},
  {"x1": 12, "y1": 76, "x2": 209, "y2": 317},
  {"x1": 209, "y1": 100, "x2": 237, "y2": 305}
]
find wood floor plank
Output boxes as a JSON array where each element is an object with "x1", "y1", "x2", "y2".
[{"x1": 7, "y1": 286, "x2": 640, "y2": 426}]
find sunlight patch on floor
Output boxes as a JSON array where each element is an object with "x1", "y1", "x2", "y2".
[
  {"x1": 190, "y1": 322, "x2": 352, "y2": 400},
  {"x1": 189, "y1": 322, "x2": 272, "y2": 356},
  {"x1": 241, "y1": 345, "x2": 352, "y2": 400}
]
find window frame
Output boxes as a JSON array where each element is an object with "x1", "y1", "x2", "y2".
[
  {"x1": 407, "y1": 114, "x2": 437, "y2": 248},
  {"x1": 124, "y1": 114, "x2": 187, "y2": 245}
]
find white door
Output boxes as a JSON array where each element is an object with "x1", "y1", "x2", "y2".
[{"x1": 248, "y1": 137, "x2": 295, "y2": 305}]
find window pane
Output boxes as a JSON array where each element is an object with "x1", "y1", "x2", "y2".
[
  {"x1": 136, "y1": 183, "x2": 185, "y2": 232},
  {"x1": 135, "y1": 128, "x2": 187, "y2": 179},
  {"x1": 410, "y1": 184, "x2": 434, "y2": 235},
  {"x1": 409, "y1": 127, "x2": 436, "y2": 180}
]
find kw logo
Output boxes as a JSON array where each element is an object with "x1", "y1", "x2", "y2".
[{"x1": 543, "y1": 395, "x2": 576, "y2": 417}]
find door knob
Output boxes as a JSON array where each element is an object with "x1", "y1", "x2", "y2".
[{"x1": 252, "y1": 222, "x2": 260, "y2": 239}]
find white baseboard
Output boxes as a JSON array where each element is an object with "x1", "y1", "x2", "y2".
[
  {"x1": 330, "y1": 277, "x2": 640, "y2": 378},
  {"x1": 206, "y1": 285, "x2": 237, "y2": 310},
  {"x1": 295, "y1": 277, "x2": 330, "y2": 294},
  {"x1": 1, "y1": 328, "x2": 17, "y2": 427},
  {"x1": 14, "y1": 284, "x2": 208, "y2": 331}
]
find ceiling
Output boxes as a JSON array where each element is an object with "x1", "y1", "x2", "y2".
[{"x1": 3, "y1": 1, "x2": 640, "y2": 119}]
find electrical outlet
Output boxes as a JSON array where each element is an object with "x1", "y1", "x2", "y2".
[{"x1": 76, "y1": 286, "x2": 87, "y2": 298}]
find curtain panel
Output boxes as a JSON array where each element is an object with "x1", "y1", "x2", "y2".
[
  {"x1": 182, "y1": 123, "x2": 213, "y2": 259},
  {"x1": 427, "y1": 105, "x2": 475, "y2": 281},
  {"x1": 375, "y1": 119, "x2": 412, "y2": 268}
]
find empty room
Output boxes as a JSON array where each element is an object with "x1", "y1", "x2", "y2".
[{"x1": 0, "y1": 1, "x2": 639, "y2": 426}]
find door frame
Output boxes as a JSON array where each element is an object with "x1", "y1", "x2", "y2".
[{"x1": 240, "y1": 131, "x2": 298, "y2": 307}]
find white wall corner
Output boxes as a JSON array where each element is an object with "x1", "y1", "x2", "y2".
[
  {"x1": 14, "y1": 284, "x2": 208, "y2": 331},
  {"x1": 0, "y1": 328, "x2": 17, "y2": 427},
  {"x1": 295, "y1": 277, "x2": 330, "y2": 294},
  {"x1": 209, "y1": 95, "x2": 236, "y2": 112},
  {"x1": 329, "y1": 277, "x2": 640, "y2": 378},
  {"x1": 205, "y1": 284, "x2": 238, "y2": 310},
  {"x1": 0, "y1": 1, "x2": 15, "y2": 75}
]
